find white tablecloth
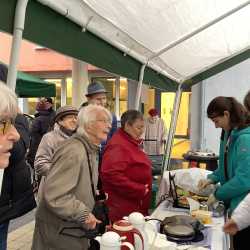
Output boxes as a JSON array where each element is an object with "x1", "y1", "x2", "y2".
[
  {"x1": 154, "y1": 169, "x2": 229, "y2": 250},
  {"x1": 151, "y1": 200, "x2": 229, "y2": 250}
]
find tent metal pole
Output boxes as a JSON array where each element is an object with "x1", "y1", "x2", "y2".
[
  {"x1": 149, "y1": 0, "x2": 250, "y2": 60},
  {"x1": 162, "y1": 83, "x2": 183, "y2": 172},
  {"x1": 7, "y1": 0, "x2": 29, "y2": 91},
  {"x1": 135, "y1": 64, "x2": 146, "y2": 110},
  {"x1": 115, "y1": 77, "x2": 120, "y2": 119}
]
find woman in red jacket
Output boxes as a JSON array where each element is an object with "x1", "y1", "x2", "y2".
[{"x1": 101, "y1": 110, "x2": 152, "y2": 222}]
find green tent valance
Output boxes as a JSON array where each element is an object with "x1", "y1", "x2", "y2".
[
  {"x1": 0, "y1": 62, "x2": 56, "y2": 97},
  {"x1": 16, "y1": 71, "x2": 56, "y2": 97}
]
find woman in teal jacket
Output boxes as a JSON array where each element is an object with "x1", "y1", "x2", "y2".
[{"x1": 198, "y1": 96, "x2": 250, "y2": 250}]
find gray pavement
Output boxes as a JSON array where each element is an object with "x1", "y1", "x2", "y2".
[
  {"x1": 7, "y1": 209, "x2": 36, "y2": 250},
  {"x1": 9, "y1": 209, "x2": 35, "y2": 233}
]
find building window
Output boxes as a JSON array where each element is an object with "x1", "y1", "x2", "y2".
[
  {"x1": 45, "y1": 79, "x2": 62, "y2": 109},
  {"x1": 161, "y1": 92, "x2": 191, "y2": 159}
]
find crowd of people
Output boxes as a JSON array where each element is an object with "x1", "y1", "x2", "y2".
[
  {"x1": 0, "y1": 81, "x2": 153, "y2": 250},
  {"x1": 1, "y1": 77, "x2": 250, "y2": 250}
]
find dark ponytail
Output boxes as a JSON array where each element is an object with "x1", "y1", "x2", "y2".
[
  {"x1": 244, "y1": 90, "x2": 250, "y2": 112},
  {"x1": 207, "y1": 96, "x2": 247, "y2": 129},
  {"x1": 244, "y1": 90, "x2": 250, "y2": 125}
]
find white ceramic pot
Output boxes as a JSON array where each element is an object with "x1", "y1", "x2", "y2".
[{"x1": 95, "y1": 231, "x2": 135, "y2": 250}]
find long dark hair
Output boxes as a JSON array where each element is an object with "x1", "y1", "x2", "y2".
[
  {"x1": 207, "y1": 96, "x2": 247, "y2": 129},
  {"x1": 244, "y1": 90, "x2": 250, "y2": 112},
  {"x1": 243, "y1": 90, "x2": 250, "y2": 125}
]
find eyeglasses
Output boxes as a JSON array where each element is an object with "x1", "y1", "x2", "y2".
[
  {"x1": 0, "y1": 119, "x2": 15, "y2": 135},
  {"x1": 96, "y1": 119, "x2": 112, "y2": 125}
]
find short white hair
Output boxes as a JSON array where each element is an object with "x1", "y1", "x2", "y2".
[
  {"x1": 0, "y1": 81, "x2": 18, "y2": 120},
  {"x1": 77, "y1": 104, "x2": 112, "y2": 137}
]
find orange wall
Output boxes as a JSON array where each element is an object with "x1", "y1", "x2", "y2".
[{"x1": 0, "y1": 32, "x2": 96, "y2": 72}]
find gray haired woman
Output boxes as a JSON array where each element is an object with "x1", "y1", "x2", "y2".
[
  {"x1": 0, "y1": 81, "x2": 20, "y2": 169},
  {"x1": 0, "y1": 81, "x2": 20, "y2": 250},
  {"x1": 34, "y1": 105, "x2": 78, "y2": 201},
  {"x1": 32, "y1": 104, "x2": 111, "y2": 250}
]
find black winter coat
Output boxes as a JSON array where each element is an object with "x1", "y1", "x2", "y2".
[
  {"x1": 0, "y1": 114, "x2": 36, "y2": 224},
  {"x1": 26, "y1": 108, "x2": 55, "y2": 167}
]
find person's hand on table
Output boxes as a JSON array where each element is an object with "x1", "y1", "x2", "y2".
[
  {"x1": 198, "y1": 178, "x2": 213, "y2": 190},
  {"x1": 207, "y1": 193, "x2": 218, "y2": 207},
  {"x1": 223, "y1": 219, "x2": 239, "y2": 235}
]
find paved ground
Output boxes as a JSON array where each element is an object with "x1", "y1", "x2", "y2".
[
  {"x1": 8, "y1": 221, "x2": 34, "y2": 250},
  {"x1": 7, "y1": 209, "x2": 35, "y2": 250}
]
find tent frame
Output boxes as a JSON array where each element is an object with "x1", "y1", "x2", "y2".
[
  {"x1": 6, "y1": 0, "x2": 250, "y2": 173},
  {"x1": 7, "y1": 0, "x2": 28, "y2": 91}
]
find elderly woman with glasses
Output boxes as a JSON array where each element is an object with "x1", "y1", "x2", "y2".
[
  {"x1": 34, "y1": 105, "x2": 78, "y2": 201},
  {"x1": 0, "y1": 82, "x2": 20, "y2": 169},
  {"x1": 101, "y1": 110, "x2": 152, "y2": 222},
  {"x1": 0, "y1": 81, "x2": 30, "y2": 250},
  {"x1": 32, "y1": 104, "x2": 111, "y2": 250}
]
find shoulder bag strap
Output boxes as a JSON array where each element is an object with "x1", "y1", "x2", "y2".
[{"x1": 74, "y1": 137, "x2": 96, "y2": 201}]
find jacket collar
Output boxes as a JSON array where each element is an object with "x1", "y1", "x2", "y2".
[
  {"x1": 73, "y1": 133, "x2": 99, "y2": 153},
  {"x1": 231, "y1": 126, "x2": 250, "y2": 141},
  {"x1": 119, "y1": 128, "x2": 143, "y2": 146},
  {"x1": 54, "y1": 123, "x2": 73, "y2": 139}
]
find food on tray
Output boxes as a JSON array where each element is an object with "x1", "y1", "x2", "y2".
[
  {"x1": 178, "y1": 196, "x2": 189, "y2": 207},
  {"x1": 191, "y1": 210, "x2": 212, "y2": 224},
  {"x1": 175, "y1": 186, "x2": 209, "y2": 208}
]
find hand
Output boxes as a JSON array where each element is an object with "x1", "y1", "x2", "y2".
[
  {"x1": 85, "y1": 213, "x2": 101, "y2": 229},
  {"x1": 207, "y1": 194, "x2": 218, "y2": 207},
  {"x1": 223, "y1": 219, "x2": 239, "y2": 235},
  {"x1": 198, "y1": 179, "x2": 212, "y2": 190},
  {"x1": 144, "y1": 184, "x2": 149, "y2": 196}
]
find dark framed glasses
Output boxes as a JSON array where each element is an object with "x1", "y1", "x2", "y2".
[{"x1": 0, "y1": 119, "x2": 15, "y2": 135}]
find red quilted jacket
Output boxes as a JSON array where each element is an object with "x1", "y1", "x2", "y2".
[{"x1": 101, "y1": 128, "x2": 152, "y2": 222}]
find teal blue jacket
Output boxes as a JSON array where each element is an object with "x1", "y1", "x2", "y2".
[{"x1": 208, "y1": 127, "x2": 250, "y2": 212}]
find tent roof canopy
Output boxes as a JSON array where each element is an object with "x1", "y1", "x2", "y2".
[
  {"x1": 38, "y1": 0, "x2": 250, "y2": 83},
  {"x1": 0, "y1": 63, "x2": 56, "y2": 97},
  {"x1": 0, "y1": 0, "x2": 249, "y2": 91}
]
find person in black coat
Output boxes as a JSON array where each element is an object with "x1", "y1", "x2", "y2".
[
  {"x1": 0, "y1": 114, "x2": 36, "y2": 250},
  {"x1": 26, "y1": 98, "x2": 55, "y2": 169}
]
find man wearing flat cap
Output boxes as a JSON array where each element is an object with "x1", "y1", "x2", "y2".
[{"x1": 83, "y1": 81, "x2": 117, "y2": 142}]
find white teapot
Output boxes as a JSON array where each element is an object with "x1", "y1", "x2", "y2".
[
  {"x1": 95, "y1": 231, "x2": 135, "y2": 250},
  {"x1": 127, "y1": 212, "x2": 177, "y2": 250},
  {"x1": 128, "y1": 212, "x2": 150, "y2": 250}
]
